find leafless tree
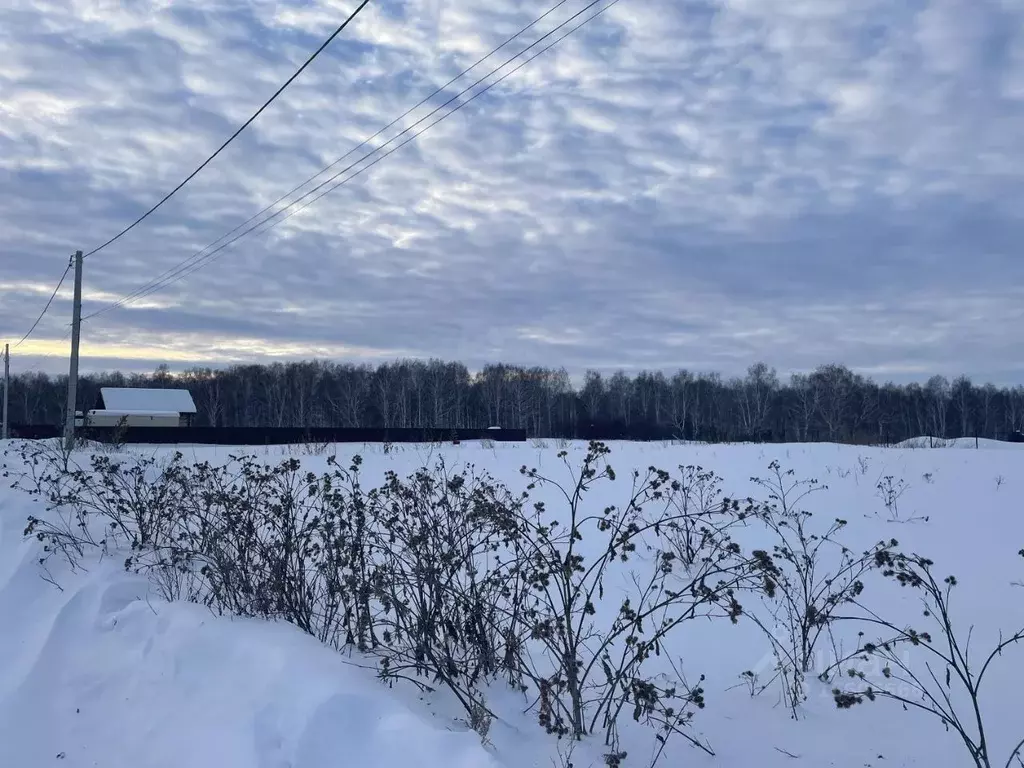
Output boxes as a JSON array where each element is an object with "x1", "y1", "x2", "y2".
[{"x1": 7, "y1": 358, "x2": 1024, "y2": 444}]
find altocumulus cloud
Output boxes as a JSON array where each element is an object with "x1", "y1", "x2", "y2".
[{"x1": 1, "y1": 0, "x2": 1022, "y2": 382}]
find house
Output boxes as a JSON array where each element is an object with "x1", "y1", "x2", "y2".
[{"x1": 87, "y1": 388, "x2": 198, "y2": 428}]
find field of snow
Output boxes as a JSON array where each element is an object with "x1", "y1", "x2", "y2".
[{"x1": 1, "y1": 438, "x2": 1022, "y2": 768}]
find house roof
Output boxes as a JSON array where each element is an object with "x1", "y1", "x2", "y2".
[
  {"x1": 88, "y1": 410, "x2": 182, "y2": 417},
  {"x1": 99, "y1": 388, "x2": 197, "y2": 414}
]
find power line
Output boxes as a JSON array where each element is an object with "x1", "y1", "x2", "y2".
[
  {"x1": 89, "y1": 0, "x2": 576, "y2": 316},
  {"x1": 81, "y1": 0, "x2": 373, "y2": 261},
  {"x1": 85, "y1": 0, "x2": 620, "y2": 319},
  {"x1": 90, "y1": 0, "x2": 613, "y2": 317},
  {"x1": 9, "y1": 258, "x2": 73, "y2": 349}
]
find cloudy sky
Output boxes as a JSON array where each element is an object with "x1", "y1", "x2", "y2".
[{"x1": 1, "y1": 0, "x2": 1022, "y2": 383}]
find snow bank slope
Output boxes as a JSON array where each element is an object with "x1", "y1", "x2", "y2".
[{"x1": 0, "y1": 478, "x2": 498, "y2": 768}]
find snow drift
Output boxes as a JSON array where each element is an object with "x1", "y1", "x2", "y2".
[{"x1": 0, "y1": 505, "x2": 499, "y2": 768}]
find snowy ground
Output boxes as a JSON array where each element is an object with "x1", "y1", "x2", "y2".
[
  {"x1": 1, "y1": 438, "x2": 1022, "y2": 768},
  {"x1": 895, "y1": 436, "x2": 1024, "y2": 450}
]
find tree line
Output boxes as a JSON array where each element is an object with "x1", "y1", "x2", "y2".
[{"x1": 5, "y1": 359, "x2": 1024, "y2": 444}]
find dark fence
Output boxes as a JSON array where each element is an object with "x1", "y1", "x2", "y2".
[
  {"x1": 7, "y1": 423, "x2": 1024, "y2": 446},
  {"x1": 568, "y1": 421, "x2": 773, "y2": 443},
  {"x1": 7, "y1": 425, "x2": 526, "y2": 446},
  {"x1": 8, "y1": 425, "x2": 61, "y2": 440}
]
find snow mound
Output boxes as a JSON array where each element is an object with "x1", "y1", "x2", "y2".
[
  {"x1": 896, "y1": 436, "x2": 1024, "y2": 449},
  {"x1": 0, "y1": 493, "x2": 498, "y2": 768}
]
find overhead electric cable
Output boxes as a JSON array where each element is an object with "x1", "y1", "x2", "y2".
[
  {"x1": 84, "y1": 0, "x2": 620, "y2": 320},
  {"x1": 91, "y1": 0, "x2": 576, "y2": 315},
  {"x1": 81, "y1": 0, "x2": 373, "y2": 260},
  {"x1": 8, "y1": 259, "x2": 73, "y2": 349}
]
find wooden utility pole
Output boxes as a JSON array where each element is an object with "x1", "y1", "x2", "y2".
[
  {"x1": 2, "y1": 343, "x2": 9, "y2": 440},
  {"x1": 64, "y1": 251, "x2": 83, "y2": 450}
]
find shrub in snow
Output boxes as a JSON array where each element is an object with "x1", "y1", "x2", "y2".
[
  {"x1": 857, "y1": 455, "x2": 870, "y2": 476},
  {"x1": 515, "y1": 442, "x2": 770, "y2": 759},
  {"x1": 15, "y1": 447, "x2": 184, "y2": 586},
  {"x1": 11, "y1": 443, "x2": 523, "y2": 734},
  {"x1": 743, "y1": 460, "x2": 898, "y2": 716},
  {"x1": 18, "y1": 439, "x2": 981, "y2": 766},
  {"x1": 875, "y1": 475, "x2": 912, "y2": 522},
  {"x1": 826, "y1": 551, "x2": 1024, "y2": 768},
  {"x1": 368, "y1": 457, "x2": 529, "y2": 724},
  {"x1": 661, "y1": 464, "x2": 727, "y2": 566}
]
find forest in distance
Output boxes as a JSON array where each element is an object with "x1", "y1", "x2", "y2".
[{"x1": 5, "y1": 359, "x2": 1024, "y2": 445}]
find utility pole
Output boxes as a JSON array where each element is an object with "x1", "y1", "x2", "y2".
[
  {"x1": 2, "y1": 343, "x2": 9, "y2": 441},
  {"x1": 64, "y1": 251, "x2": 83, "y2": 450}
]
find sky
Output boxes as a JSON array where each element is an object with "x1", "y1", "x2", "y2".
[{"x1": 1, "y1": 0, "x2": 1023, "y2": 385}]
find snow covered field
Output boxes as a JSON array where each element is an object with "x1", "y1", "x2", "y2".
[{"x1": 1, "y1": 438, "x2": 1022, "y2": 768}]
